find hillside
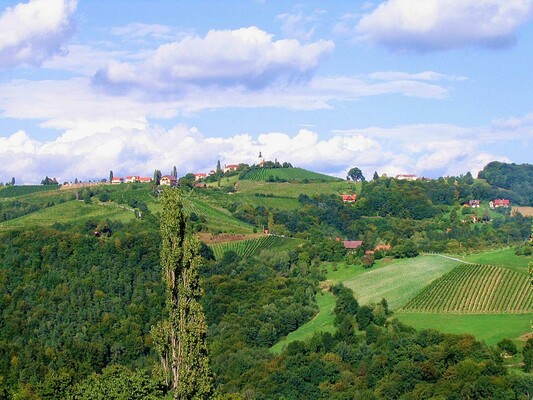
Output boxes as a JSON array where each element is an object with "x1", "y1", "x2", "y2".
[{"x1": 1, "y1": 163, "x2": 533, "y2": 398}]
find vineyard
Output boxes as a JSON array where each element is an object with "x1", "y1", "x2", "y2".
[
  {"x1": 401, "y1": 264, "x2": 533, "y2": 313},
  {"x1": 210, "y1": 235, "x2": 301, "y2": 260},
  {"x1": 240, "y1": 167, "x2": 339, "y2": 182},
  {"x1": 181, "y1": 197, "x2": 254, "y2": 233},
  {"x1": 0, "y1": 185, "x2": 60, "y2": 198}
]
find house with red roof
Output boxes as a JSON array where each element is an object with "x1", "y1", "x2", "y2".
[
  {"x1": 223, "y1": 164, "x2": 239, "y2": 173},
  {"x1": 194, "y1": 173, "x2": 207, "y2": 181},
  {"x1": 343, "y1": 240, "x2": 363, "y2": 250},
  {"x1": 125, "y1": 175, "x2": 140, "y2": 183},
  {"x1": 138, "y1": 177, "x2": 152, "y2": 183},
  {"x1": 160, "y1": 175, "x2": 177, "y2": 186},
  {"x1": 341, "y1": 194, "x2": 357, "y2": 203},
  {"x1": 111, "y1": 177, "x2": 124, "y2": 184},
  {"x1": 490, "y1": 199, "x2": 510, "y2": 209}
]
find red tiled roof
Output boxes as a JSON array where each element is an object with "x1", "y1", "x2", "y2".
[{"x1": 343, "y1": 240, "x2": 363, "y2": 249}]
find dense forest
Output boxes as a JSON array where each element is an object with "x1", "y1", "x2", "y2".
[{"x1": 0, "y1": 162, "x2": 532, "y2": 398}]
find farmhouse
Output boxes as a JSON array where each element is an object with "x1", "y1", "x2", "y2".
[
  {"x1": 223, "y1": 164, "x2": 239, "y2": 173},
  {"x1": 395, "y1": 174, "x2": 418, "y2": 181},
  {"x1": 111, "y1": 177, "x2": 124, "y2": 184},
  {"x1": 125, "y1": 176, "x2": 139, "y2": 183},
  {"x1": 490, "y1": 199, "x2": 510, "y2": 209},
  {"x1": 138, "y1": 177, "x2": 152, "y2": 183},
  {"x1": 468, "y1": 200, "x2": 481, "y2": 208},
  {"x1": 343, "y1": 240, "x2": 363, "y2": 250},
  {"x1": 160, "y1": 175, "x2": 177, "y2": 186},
  {"x1": 341, "y1": 194, "x2": 357, "y2": 203},
  {"x1": 194, "y1": 173, "x2": 207, "y2": 181}
]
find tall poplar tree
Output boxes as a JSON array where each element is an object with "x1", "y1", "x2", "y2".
[{"x1": 152, "y1": 188, "x2": 213, "y2": 399}]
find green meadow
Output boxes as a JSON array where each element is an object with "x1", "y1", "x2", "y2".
[{"x1": 270, "y1": 291, "x2": 336, "y2": 354}]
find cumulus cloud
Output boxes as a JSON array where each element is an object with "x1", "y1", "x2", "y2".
[
  {"x1": 92, "y1": 26, "x2": 335, "y2": 95},
  {"x1": 0, "y1": 0, "x2": 77, "y2": 68},
  {"x1": 1, "y1": 118, "x2": 523, "y2": 185},
  {"x1": 356, "y1": 0, "x2": 533, "y2": 51}
]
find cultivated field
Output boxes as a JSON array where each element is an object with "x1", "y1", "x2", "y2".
[
  {"x1": 240, "y1": 167, "x2": 339, "y2": 182},
  {"x1": 401, "y1": 264, "x2": 533, "y2": 313},
  {"x1": 342, "y1": 255, "x2": 460, "y2": 310},
  {"x1": 210, "y1": 235, "x2": 302, "y2": 260},
  {"x1": 512, "y1": 206, "x2": 533, "y2": 217}
]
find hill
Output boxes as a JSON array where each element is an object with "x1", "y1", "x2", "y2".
[{"x1": 239, "y1": 166, "x2": 340, "y2": 182}]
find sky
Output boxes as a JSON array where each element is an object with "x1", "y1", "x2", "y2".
[{"x1": 0, "y1": 0, "x2": 532, "y2": 184}]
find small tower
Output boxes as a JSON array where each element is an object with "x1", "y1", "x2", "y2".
[{"x1": 258, "y1": 150, "x2": 265, "y2": 167}]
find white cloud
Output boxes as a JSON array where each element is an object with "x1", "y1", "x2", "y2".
[
  {"x1": 0, "y1": 0, "x2": 77, "y2": 68},
  {"x1": 2, "y1": 120, "x2": 520, "y2": 185},
  {"x1": 276, "y1": 11, "x2": 318, "y2": 41},
  {"x1": 356, "y1": 0, "x2": 533, "y2": 51},
  {"x1": 92, "y1": 26, "x2": 335, "y2": 94}
]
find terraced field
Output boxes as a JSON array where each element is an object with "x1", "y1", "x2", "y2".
[
  {"x1": 210, "y1": 235, "x2": 302, "y2": 259},
  {"x1": 401, "y1": 264, "x2": 533, "y2": 313},
  {"x1": 0, "y1": 185, "x2": 60, "y2": 198}
]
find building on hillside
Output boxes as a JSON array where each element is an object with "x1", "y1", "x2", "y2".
[
  {"x1": 194, "y1": 182, "x2": 207, "y2": 188},
  {"x1": 160, "y1": 175, "x2": 177, "y2": 186},
  {"x1": 490, "y1": 199, "x2": 510, "y2": 209},
  {"x1": 223, "y1": 165, "x2": 239, "y2": 173},
  {"x1": 341, "y1": 194, "x2": 357, "y2": 203},
  {"x1": 395, "y1": 174, "x2": 418, "y2": 181},
  {"x1": 343, "y1": 240, "x2": 363, "y2": 250},
  {"x1": 138, "y1": 177, "x2": 152, "y2": 183},
  {"x1": 194, "y1": 173, "x2": 207, "y2": 181},
  {"x1": 125, "y1": 176, "x2": 140, "y2": 183},
  {"x1": 209, "y1": 170, "x2": 216, "y2": 175},
  {"x1": 111, "y1": 177, "x2": 124, "y2": 184},
  {"x1": 257, "y1": 151, "x2": 266, "y2": 167},
  {"x1": 468, "y1": 199, "x2": 481, "y2": 208},
  {"x1": 375, "y1": 244, "x2": 392, "y2": 252}
]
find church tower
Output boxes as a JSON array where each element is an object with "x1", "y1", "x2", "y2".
[{"x1": 258, "y1": 150, "x2": 265, "y2": 167}]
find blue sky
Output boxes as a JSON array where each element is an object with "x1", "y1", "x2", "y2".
[{"x1": 1, "y1": 0, "x2": 532, "y2": 184}]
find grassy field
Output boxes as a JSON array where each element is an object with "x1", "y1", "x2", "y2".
[
  {"x1": 395, "y1": 313, "x2": 532, "y2": 346},
  {"x1": 0, "y1": 200, "x2": 134, "y2": 230},
  {"x1": 0, "y1": 185, "x2": 60, "y2": 198},
  {"x1": 401, "y1": 264, "x2": 532, "y2": 313},
  {"x1": 270, "y1": 291, "x2": 336, "y2": 354},
  {"x1": 458, "y1": 248, "x2": 532, "y2": 276},
  {"x1": 342, "y1": 255, "x2": 460, "y2": 310},
  {"x1": 229, "y1": 194, "x2": 300, "y2": 210},
  {"x1": 235, "y1": 180, "x2": 357, "y2": 199}
]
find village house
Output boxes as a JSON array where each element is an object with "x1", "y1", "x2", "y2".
[
  {"x1": 111, "y1": 177, "x2": 124, "y2": 184},
  {"x1": 194, "y1": 173, "x2": 207, "y2": 181},
  {"x1": 468, "y1": 200, "x2": 481, "y2": 208},
  {"x1": 223, "y1": 164, "x2": 239, "y2": 173},
  {"x1": 395, "y1": 174, "x2": 418, "y2": 181},
  {"x1": 160, "y1": 175, "x2": 177, "y2": 186},
  {"x1": 343, "y1": 240, "x2": 363, "y2": 250},
  {"x1": 125, "y1": 176, "x2": 139, "y2": 183},
  {"x1": 490, "y1": 199, "x2": 510, "y2": 209},
  {"x1": 341, "y1": 194, "x2": 357, "y2": 203},
  {"x1": 138, "y1": 177, "x2": 152, "y2": 183}
]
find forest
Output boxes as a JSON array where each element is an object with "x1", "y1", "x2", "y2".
[{"x1": 0, "y1": 162, "x2": 532, "y2": 398}]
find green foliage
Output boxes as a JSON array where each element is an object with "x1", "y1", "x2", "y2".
[
  {"x1": 478, "y1": 161, "x2": 533, "y2": 205},
  {"x1": 402, "y1": 264, "x2": 533, "y2": 313},
  {"x1": 156, "y1": 188, "x2": 213, "y2": 398}
]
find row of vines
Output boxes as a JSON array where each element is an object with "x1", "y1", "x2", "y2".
[
  {"x1": 210, "y1": 235, "x2": 296, "y2": 260},
  {"x1": 401, "y1": 264, "x2": 533, "y2": 313},
  {"x1": 240, "y1": 168, "x2": 336, "y2": 182}
]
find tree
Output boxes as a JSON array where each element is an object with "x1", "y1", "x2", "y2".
[
  {"x1": 347, "y1": 167, "x2": 365, "y2": 182},
  {"x1": 373, "y1": 171, "x2": 379, "y2": 181},
  {"x1": 109, "y1": 170, "x2": 113, "y2": 183},
  {"x1": 152, "y1": 189, "x2": 213, "y2": 398},
  {"x1": 11, "y1": 177, "x2": 15, "y2": 186},
  {"x1": 172, "y1": 166, "x2": 178, "y2": 179},
  {"x1": 523, "y1": 338, "x2": 533, "y2": 372},
  {"x1": 153, "y1": 169, "x2": 162, "y2": 186}
]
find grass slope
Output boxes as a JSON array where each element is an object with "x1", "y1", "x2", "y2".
[
  {"x1": 240, "y1": 167, "x2": 339, "y2": 182},
  {"x1": 459, "y1": 248, "x2": 532, "y2": 276},
  {"x1": 342, "y1": 255, "x2": 460, "y2": 310},
  {"x1": 401, "y1": 264, "x2": 533, "y2": 313},
  {"x1": 0, "y1": 185, "x2": 60, "y2": 198},
  {"x1": 235, "y1": 180, "x2": 356, "y2": 199},
  {"x1": 0, "y1": 200, "x2": 134, "y2": 230},
  {"x1": 396, "y1": 313, "x2": 532, "y2": 346},
  {"x1": 270, "y1": 291, "x2": 336, "y2": 354}
]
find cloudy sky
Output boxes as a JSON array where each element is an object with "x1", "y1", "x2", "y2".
[{"x1": 1, "y1": 0, "x2": 532, "y2": 184}]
